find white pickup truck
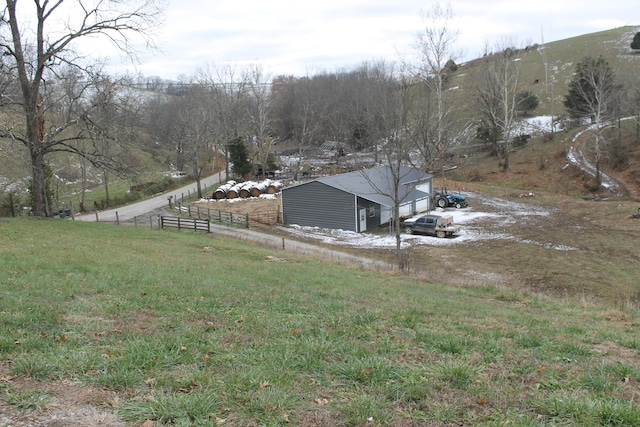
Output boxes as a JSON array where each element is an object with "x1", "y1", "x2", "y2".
[{"x1": 402, "y1": 214, "x2": 460, "y2": 238}]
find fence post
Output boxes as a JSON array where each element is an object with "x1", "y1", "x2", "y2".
[
  {"x1": 115, "y1": 211, "x2": 120, "y2": 226},
  {"x1": 245, "y1": 213, "x2": 249, "y2": 228},
  {"x1": 177, "y1": 216, "x2": 181, "y2": 230},
  {"x1": 134, "y1": 216, "x2": 138, "y2": 228},
  {"x1": 94, "y1": 210, "x2": 99, "y2": 222},
  {"x1": 150, "y1": 216, "x2": 154, "y2": 229}
]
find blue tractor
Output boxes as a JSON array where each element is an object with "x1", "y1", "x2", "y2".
[{"x1": 434, "y1": 190, "x2": 468, "y2": 209}]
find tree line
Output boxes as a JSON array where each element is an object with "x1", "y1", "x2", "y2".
[{"x1": 1, "y1": 2, "x2": 639, "y2": 217}]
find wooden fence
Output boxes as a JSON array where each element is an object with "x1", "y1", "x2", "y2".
[
  {"x1": 175, "y1": 203, "x2": 282, "y2": 227},
  {"x1": 160, "y1": 216, "x2": 212, "y2": 232},
  {"x1": 161, "y1": 205, "x2": 251, "y2": 233}
]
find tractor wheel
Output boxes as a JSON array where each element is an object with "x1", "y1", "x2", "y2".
[
  {"x1": 437, "y1": 198, "x2": 447, "y2": 208},
  {"x1": 404, "y1": 226, "x2": 413, "y2": 235},
  {"x1": 436, "y1": 230, "x2": 446, "y2": 238},
  {"x1": 455, "y1": 203, "x2": 462, "y2": 209}
]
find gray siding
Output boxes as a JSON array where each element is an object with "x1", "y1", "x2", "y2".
[{"x1": 282, "y1": 181, "x2": 357, "y2": 231}]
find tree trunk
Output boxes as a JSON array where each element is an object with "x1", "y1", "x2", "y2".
[
  {"x1": 502, "y1": 149, "x2": 510, "y2": 171},
  {"x1": 80, "y1": 155, "x2": 88, "y2": 212},
  {"x1": 103, "y1": 170, "x2": 110, "y2": 208},
  {"x1": 9, "y1": 193, "x2": 15, "y2": 217},
  {"x1": 30, "y1": 147, "x2": 49, "y2": 217}
]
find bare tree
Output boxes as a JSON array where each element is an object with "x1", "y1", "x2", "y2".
[
  {"x1": 363, "y1": 61, "x2": 426, "y2": 269},
  {"x1": 563, "y1": 56, "x2": 620, "y2": 185},
  {"x1": 271, "y1": 73, "x2": 336, "y2": 179},
  {"x1": 0, "y1": 0, "x2": 164, "y2": 216},
  {"x1": 196, "y1": 63, "x2": 250, "y2": 180},
  {"x1": 180, "y1": 89, "x2": 215, "y2": 198},
  {"x1": 88, "y1": 74, "x2": 146, "y2": 207},
  {"x1": 414, "y1": 2, "x2": 461, "y2": 170},
  {"x1": 244, "y1": 64, "x2": 276, "y2": 179},
  {"x1": 474, "y1": 40, "x2": 526, "y2": 170}
]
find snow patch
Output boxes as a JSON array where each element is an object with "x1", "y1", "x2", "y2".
[{"x1": 279, "y1": 193, "x2": 576, "y2": 251}]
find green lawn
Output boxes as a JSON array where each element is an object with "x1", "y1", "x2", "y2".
[{"x1": 1, "y1": 218, "x2": 639, "y2": 426}]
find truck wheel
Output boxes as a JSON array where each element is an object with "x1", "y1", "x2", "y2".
[
  {"x1": 404, "y1": 226, "x2": 413, "y2": 234},
  {"x1": 437, "y1": 198, "x2": 447, "y2": 208},
  {"x1": 437, "y1": 230, "x2": 445, "y2": 238}
]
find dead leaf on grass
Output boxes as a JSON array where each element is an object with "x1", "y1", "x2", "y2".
[
  {"x1": 260, "y1": 381, "x2": 270, "y2": 389},
  {"x1": 210, "y1": 414, "x2": 226, "y2": 424}
]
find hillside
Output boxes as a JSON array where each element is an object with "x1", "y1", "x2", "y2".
[
  {"x1": 448, "y1": 121, "x2": 640, "y2": 200},
  {"x1": 447, "y1": 25, "x2": 640, "y2": 120},
  {"x1": 1, "y1": 218, "x2": 639, "y2": 426},
  {"x1": 428, "y1": 26, "x2": 640, "y2": 200}
]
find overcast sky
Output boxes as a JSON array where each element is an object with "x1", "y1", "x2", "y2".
[{"x1": 114, "y1": 0, "x2": 639, "y2": 80}]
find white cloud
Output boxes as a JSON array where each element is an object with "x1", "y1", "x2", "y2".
[{"x1": 92, "y1": 0, "x2": 640, "y2": 79}]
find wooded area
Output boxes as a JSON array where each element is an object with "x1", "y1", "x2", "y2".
[{"x1": 1, "y1": 2, "x2": 639, "y2": 220}]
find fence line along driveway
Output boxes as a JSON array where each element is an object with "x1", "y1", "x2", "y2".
[{"x1": 74, "y1": 172, "x2": 227, "y2": 223}]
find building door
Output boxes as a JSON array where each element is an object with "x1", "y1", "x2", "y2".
[{"x1": 359, "y1": 208, "x2": 367, "y2": 232}]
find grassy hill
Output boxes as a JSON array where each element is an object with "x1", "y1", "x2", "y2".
[
  {"x1": 438, "y1": 26, "x2": 640, "y2": 200},
  {"x1": 1, "y1": 217, "x2": 639, "y2": 426},
  {"x1": 448, "y1": 25, "x2": 640, "y2": 121}
]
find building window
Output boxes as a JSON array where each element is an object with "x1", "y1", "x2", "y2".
[{"x1": 369, "y1": 206, "x2": 375, "y2": 217}]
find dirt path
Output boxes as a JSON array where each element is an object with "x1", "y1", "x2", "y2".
[{"x1": 566, "y1": 123, "x2": 626, "y2": 196}]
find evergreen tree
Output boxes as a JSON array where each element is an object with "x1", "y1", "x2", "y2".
[
  {"x1": 515, "y1": 91, "x2": 539, "y2": 116},
  {"x1": 227, "y1": 137, "x2": 253, "y2": 177},
  {"x1": 563, "y1": 56, "x2": 616, "y2": 120}
]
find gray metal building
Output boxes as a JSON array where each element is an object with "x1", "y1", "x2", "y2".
[{"x1": 281, "y1": 166, "x2": 433, "y2": 232}]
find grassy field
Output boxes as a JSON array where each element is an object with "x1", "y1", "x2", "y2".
[{"x1": 1, "y1": 218, "x2": 639, "y2": 426}]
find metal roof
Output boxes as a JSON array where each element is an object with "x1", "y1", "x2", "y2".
[{"x1": 313, "y1": 165, "x2": 432, "y2": 207}]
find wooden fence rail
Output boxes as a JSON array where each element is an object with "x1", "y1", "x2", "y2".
[
  {"x1": 175, "y1": 203, "x2": 251, "y2": 228},
  {"x1": 160, "y1": 216, "x2": 211, "y2": 232}
]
